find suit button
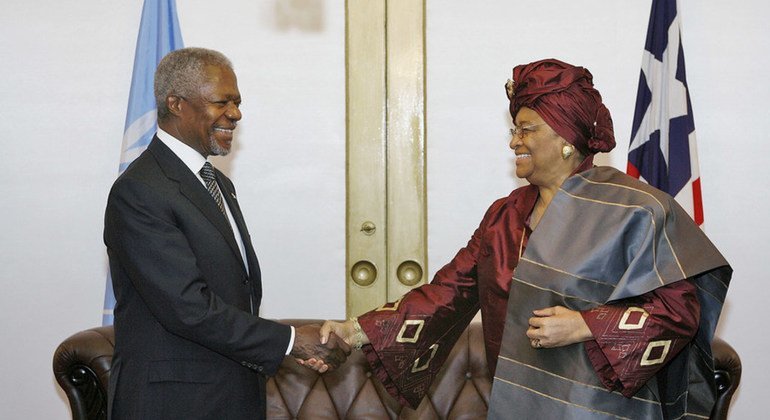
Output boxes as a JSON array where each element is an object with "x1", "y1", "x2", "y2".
[
  {"x1": 257, "y1": 366, "x2": 264, "y2": 372},
  {"x1": 241, "y1": 361, "x2": 247, "y2": 366},
  {"x1": 243, "y1": 279, "x2": 250, "y2": 285}
]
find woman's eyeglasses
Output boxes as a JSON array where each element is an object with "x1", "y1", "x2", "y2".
[{"x1": 509, "y1": 123, "x2": 547, "y2": 139}]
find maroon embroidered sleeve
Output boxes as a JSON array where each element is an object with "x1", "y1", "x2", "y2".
[
  {"x1": 355, "y1": 204, "x2": 496, "y2": 408},
  {"x1": 581, "y1": 279, "x2": 700, "y2": 397}
]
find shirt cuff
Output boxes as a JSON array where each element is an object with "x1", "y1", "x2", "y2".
[{"x1": 284, "y1": 326, "x2": 295, "y2": 355}]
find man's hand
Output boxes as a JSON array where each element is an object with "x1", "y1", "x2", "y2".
[
  {"x1": 526, "y1": 306, "x2": 593, "y2": 349},
  {"x1": 290, "y1": 324, "x2": 351, "y2": 373}
]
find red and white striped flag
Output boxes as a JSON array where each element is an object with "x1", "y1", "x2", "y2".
[{"x1": 627, "y1": 0, "x2": 703, "y2": 226}]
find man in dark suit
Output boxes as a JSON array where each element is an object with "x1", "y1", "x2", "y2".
[{"x1": 104, "y1": 47, "x2": 348, "y2": 420}]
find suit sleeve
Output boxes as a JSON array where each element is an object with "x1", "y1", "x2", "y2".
[
  {"x1": 105, "y1": 177, "x2": 291, "y2": 376},
  {"x1": 580, "y1": 279, "x2": 700, "y2": 397}
]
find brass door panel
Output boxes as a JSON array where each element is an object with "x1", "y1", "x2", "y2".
[{"x1": 346, "y1": 0, "x2": 426, "y2": 317}]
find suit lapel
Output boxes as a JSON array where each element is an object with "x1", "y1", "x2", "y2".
[
  {"x1": 219, "y1": 180, "x2": 262, "y2": 297},
  {"x1": 147, "y1": 138, "x2": 247, "y2": 273}
]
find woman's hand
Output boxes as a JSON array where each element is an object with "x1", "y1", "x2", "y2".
[
  {"x1": 319, "y1": 319, "x2": 370, "y2": 348},
  {"x1": 526, "y1": 306, "x2": 593, "y2": 349},
  {"x1": 319, "y1": 320, "x2": 355, "y2": 346}
]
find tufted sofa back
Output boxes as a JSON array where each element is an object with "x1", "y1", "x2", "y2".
[
  {"x1": 53, "y1": 320, "x2": 740, "y2": 419},
  {"x1": 266, "y1": 320, "x2": 489, "y2": 419}
]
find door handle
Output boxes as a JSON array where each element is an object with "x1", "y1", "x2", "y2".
[
  {"x1": 351, "y1": 260, "x2": 377, "y2": 287},
  {"x1": 396, "y1": 260, "x2": 423, "y2": 286}
]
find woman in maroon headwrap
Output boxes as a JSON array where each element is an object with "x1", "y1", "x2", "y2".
[{"x1": 317, "y1": 59, "x2": 730, "y2": 419}]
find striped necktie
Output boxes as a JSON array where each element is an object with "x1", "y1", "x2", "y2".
[{"x1": 199, "y1": 162, "x2": 228, "y2": 219}]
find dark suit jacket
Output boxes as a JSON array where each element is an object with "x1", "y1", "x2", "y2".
[{"x1": 104, "y1": 137, "x2": 291, "y2": 420}]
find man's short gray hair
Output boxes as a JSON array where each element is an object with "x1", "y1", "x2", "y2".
[{"x1": 154, "y1": 47, "x2": 233, "y2": 120}]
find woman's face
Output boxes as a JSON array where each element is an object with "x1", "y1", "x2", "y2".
[{"x1": 509, "y1": 107, "x2": 571, "y2": 188}]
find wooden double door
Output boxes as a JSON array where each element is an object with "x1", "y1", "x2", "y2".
[{"x1": 346, "y1": 0, "x2": 427, "y2": 317}]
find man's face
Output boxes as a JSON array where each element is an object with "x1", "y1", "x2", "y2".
[{"x1": 177, "y1": 65, "x2": 242, "y2": 157}]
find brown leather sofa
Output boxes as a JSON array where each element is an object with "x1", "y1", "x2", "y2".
[{"x1": 53, "y1": 320, "x2": 741, "y2": 419}]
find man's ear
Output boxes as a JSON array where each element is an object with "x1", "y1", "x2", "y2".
[{"x1": 166, "y1": 95, "x2": 184, "y2": 117}]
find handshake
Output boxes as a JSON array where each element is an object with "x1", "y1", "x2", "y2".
[{"x1": 288, "y1": 320, "x2": 369, "y2": 373}]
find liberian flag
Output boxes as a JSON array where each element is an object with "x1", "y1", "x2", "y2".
[
  {"x1": 102, "y1": 0, "x2": 183, "y2": 325},
  {"x1": 627, "y1": 0, "x2": 703, "y2": 226}
]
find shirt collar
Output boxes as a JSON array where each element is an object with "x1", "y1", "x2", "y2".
[{"x1": 157, "y1": 127, "x2": 208, "y2": 175}]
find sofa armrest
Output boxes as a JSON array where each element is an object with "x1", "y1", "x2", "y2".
[
  {"x1": 52, "y1": 326, "x2": 114, "y2": 420},
  {"x1": 711, "y1": 336, "x2": 742, "y2": 420}
]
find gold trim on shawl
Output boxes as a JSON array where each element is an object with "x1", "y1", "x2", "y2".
[
  {"x1": 520, "y1": 257, "x2": 614, "y2": 286},
  {"x1": 496, "y1": 355, "x2": 661, "y2": 405},
  {"x1": 492, "y1": 376, "x2": 634, "y2": 419},
  {"x1": 512, "y1": 276, "x2": 602, "y2": 305}
]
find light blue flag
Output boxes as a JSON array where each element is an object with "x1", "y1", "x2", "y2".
[{"x1": 103, "y1": 0, "x2": 183, "y2": 325}]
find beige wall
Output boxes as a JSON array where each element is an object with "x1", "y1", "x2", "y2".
[{"x1": 0, "y1": 1, "x2": 766, "y2": 418}]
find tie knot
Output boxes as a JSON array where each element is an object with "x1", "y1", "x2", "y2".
[{"x1": 200, "y1": 162, "x2": 216, "y2": 183}]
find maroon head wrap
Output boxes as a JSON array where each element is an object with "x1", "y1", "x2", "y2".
[{"x1": 506, "y1": 58, "x2": 615, "y2": 155}]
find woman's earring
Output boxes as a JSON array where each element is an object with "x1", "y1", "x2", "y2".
[{"x1": 561, "y1": 144, "x2": 575, "y2": 160}]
